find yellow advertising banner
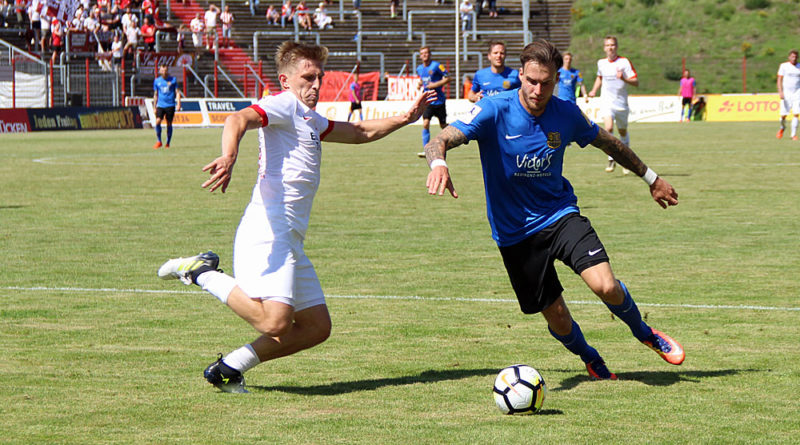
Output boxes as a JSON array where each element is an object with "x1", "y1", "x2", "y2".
[{"x1": 706, "y1": 94, "x2": 780, "y2": 122}]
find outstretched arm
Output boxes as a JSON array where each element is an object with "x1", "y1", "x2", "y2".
[
  {"x1": 424, "y1": 125, "x2": 468, "y2": 198},
  {"x1": 202, "y1": 106, "x2": 263, "y2": 193},
  {"x1": 324, "y1": 90, "x2": 435, "y2": 143},
  {"x1": 590, "y1": 128, "x2": 678, "y2": 208}
]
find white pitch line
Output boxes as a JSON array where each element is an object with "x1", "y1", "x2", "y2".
[{"x1": 2, "y1": 286, "x2": 799, "y2": 312}]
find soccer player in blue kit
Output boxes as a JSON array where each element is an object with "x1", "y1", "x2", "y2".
[
  {"x1": 153, "y1": 62, "x2": 182, "y2": 149},
  {"x1": 556, "y1": 51, "x2": 588, "y2": 104},
  {"x1": 416, "y1": 46, "x2": 450, "y2": 157},
  {"x1": 424, "y1": 39, "x2": 684, "y2": 380},
  {"x1": 467, "y1": 40, "x2": 521, "y2": 103}
]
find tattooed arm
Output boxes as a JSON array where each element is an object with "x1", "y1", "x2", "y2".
[
  {"x1": 424, "y1": 125, "x2": 468, "y2": 198},
  {"x1": 590, "y1": 127, "x2": 679, "y2": 209}
]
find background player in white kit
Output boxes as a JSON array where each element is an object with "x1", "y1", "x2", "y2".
[
  {"x1": 588, "y1": 35, "x2": 638, "y2": 174},
  {"x1": 157, "y1": 41, "x2": 434, "y2": 393},
  {"x1": 776, "y1": 49, "x2": 800, "y2": 140}
]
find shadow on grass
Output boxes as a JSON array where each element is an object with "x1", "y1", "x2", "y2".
[
  {"x1": 551, "y1": 368, "x2": 751, "y2": 391},
  {"x1": 249, "y1": 367, "x2": 497, "y2": 395},
  {"x1": 0, "y1": 205, "x2": 26, "y2": 210}
]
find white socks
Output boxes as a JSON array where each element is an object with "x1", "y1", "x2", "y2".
[
  {"x1": 196, "y1": 270, "x2": 236, "y2": 304},
  {"x1": 792, "y1": 117, "x2": 798, "y2": 137},
  {"x1": 224, "y1": 344, "x2": 261, "y2": 373}
]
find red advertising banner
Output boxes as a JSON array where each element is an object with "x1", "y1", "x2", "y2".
[
  {"x1": 319, "y1": 71, "x2": 380, "y2": 102},
  {"x1": 0, "y1": 109, "x2": 32, "y2": 133}
]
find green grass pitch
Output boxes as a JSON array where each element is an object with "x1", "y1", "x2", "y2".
[{"x1": 1, "y1": 121, "x2": 798, "y2": 443}]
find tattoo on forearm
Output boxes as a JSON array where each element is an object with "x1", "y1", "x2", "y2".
[
  {"x1": 424, "y1": 125, "x2": 468, "y2": 163},
  {"x1": 593, "y1": 129, "x2": 647, "y2": 176}
]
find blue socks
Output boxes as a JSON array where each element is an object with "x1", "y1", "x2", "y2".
[
  {"x1": 155, "y1": 124, "x2": 162, "y2": 143},
  {"x1": 549, "y1": 320, "x2": 601, "y2": 364},
  {"x1": 166, "y1": 126, "x2": 173, "y2": 145},
  {"x1": 422, "y1": 128, "x2": 430, "y2": 146},
  {"x1": 605, "y1": 280, "x2": 653, "y2": 342}
]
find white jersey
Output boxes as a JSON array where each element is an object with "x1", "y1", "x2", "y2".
[
  {"x1": 596, "y1": 56, "x2": 637, "y2": 111},
  {"x1": 778, "y1": 62, "x2": 800, "y2": 94},
  {"x1": 248, "y1": 92, "x2": 334, "y2": 237}
]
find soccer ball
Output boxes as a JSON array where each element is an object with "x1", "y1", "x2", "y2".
[{"x1": 492, "y1": 364, "x2": 546, "y2": 415}]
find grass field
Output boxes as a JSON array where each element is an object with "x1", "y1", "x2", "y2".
[{"x1": 2, "y1": 121, "x2": 799, "y2": 444}]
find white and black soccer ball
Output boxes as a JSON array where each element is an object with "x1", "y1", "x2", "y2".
[{"x1": 492, "y1": 364, "x2": 546, "y2": 415}]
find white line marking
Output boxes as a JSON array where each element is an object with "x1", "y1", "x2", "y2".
[{"x1": 2, "y1": 286, "x2": 799, "y2": 312}]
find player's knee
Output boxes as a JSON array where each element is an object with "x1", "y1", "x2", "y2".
[
  {"x1": 593, "y1": 279, "x2": 621, "y2": 302},
  {"x1": 254, "y1": 317, "x2": 292, "y2": 337}
]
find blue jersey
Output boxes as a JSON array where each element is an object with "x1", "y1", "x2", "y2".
[
  {"x1": 416, "y1": 61, "x2": 449, "y2": 105},
  {"x1": 556, "y1": 67, "x2": 583, "y2": 102},
  {"x1": 154, "y1": 75, "x2": 178, "y2": 108},
  {"x1": 471, "y1": 66, "x2": 521, "y2": 98},
  {"x1": 451, "y1": 91, "x2": 600, "y2": 246}
]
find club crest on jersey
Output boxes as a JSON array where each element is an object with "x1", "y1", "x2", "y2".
[
  {"x1": 547, "y1": 132, "x2": 562, "y2": 149},
  {"x1": 503, "y1": 80, "x2": 511, "y2": 90}
]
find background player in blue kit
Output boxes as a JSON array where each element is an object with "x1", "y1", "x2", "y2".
[
  {"x1": 153, "y1": 62, "x2": 182, "y2": 149},
  {"x1": 556, "y1": 51, "x2": 588, "y2": 104},
  {"x1": 467, "y1": 40, "x2": 521, "y2": 103},
  {"x1": 423, "y1": 38, "x2": 684, "y2": 380},
  {"x1": 416, "y1": 46, "x2": 450, "y2": 157}
]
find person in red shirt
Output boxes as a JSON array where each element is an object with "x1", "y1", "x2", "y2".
[
  {"x1": 50, "y1": 18, "x2": 63, "y2": 64},
  {"x1": 295, "y1": 0, "x2": 311, "y2": 30},
  {"x1": 141, "y1": 16, "x2": 156, "y2": 51}
]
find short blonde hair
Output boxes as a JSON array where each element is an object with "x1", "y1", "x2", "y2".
[{"x1": 275, "y1": 41, "x2": 329, "y2": 75}]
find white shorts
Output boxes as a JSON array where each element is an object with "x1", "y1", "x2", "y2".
[
  {"x1": 233, "y1": 201, "x2": 325, "y2": 311},
  {"x1": 599, "y1": 105, "x2": 629, "y2": 129},
  {"x1": 780, "y1": 90, "x2": 800, "y2": 115}
]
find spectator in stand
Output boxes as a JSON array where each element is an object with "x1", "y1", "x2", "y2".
[
  {"x1": 486, "y1": 0, "x2": 497, "y2": 17},
  {"x1": 141, "y1": 0, "x2": 154, "y2": 22},
  {"x1": 281, "y1": 0, "x2": 293, "y2": 27},
  {"x1": 190, "y1": 12, "x2": 204, "y2": 49},
  {"x1": 0, "y1": 0, "x2": 9, "y2": 28},
  {"x1": 352, "y1": 0, "x2": 360, "y2": 14},
  {"x1": 220, "y1": 4, "x2": 233, "y2": 48},
  {"x1": 50, "y1": 17, "x2": 63, "y2": 63},
  {"x1": 84, "y1": 8, "x2": 100, "y2": 33},
  {"x1": 176, "y1": 23, "x2": 186, "y2": 53},
  {"x1": 103, "y1": 4, "x2": 121, "y2": 31},
  {"x1": 111, "y1": 32, "x2": 123, "y2": 67},
  {"x1": 459, "y1": 0, "x2": 473, "y2": 32},
  {"x1": 295, "y1": 0, "x2": 312, "y2": 30},
  {"x1": 14, "y1": 0, "x2": 26, "y2": 28},
  {"x1": 28, "y1": 0, "x2": 41, "y2": 51},
  {"x1": 204, "y1": 3, "x2": 220, "y2": 50},
  {"x1": 389, "y1": 0, "x2": 398, "y2": 18},
  {"x1": 265, "y1": 4, "x2": 279, "y2": 25},
  {"x1": 121, "y1": 7, "x2": 137, "y2": 32},
  {"x1": 123, "y1": 18, "x2": 139, "y2": 54},
  {"x1": 70, "y1": 6, "x2": 85, "y2": 30},
  {"x1": 39, "y1": 11, "x2": 50, "y2": 53},
  {"x1": 313, "y1": 1, "x2": 332, "y2": 29},
  {"x1": 141, "y1": 16, "x2": 156, "y2": 51}
]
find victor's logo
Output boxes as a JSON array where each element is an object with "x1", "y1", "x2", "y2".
[{"x1": 515, "y1": 152, "x2": 552, "y2": 172}]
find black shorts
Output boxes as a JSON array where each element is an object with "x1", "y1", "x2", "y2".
[
  {"x1": 350, "y1": 101, "x2": 362, "y2": 111},
  {"x1": 156, "y1": 106, "x2": 176, "y2": 122},
  {"x1": 423, "y1": 103, "x2": 447, "y2": 124},
  {"x1": 498, "y1": 213, "x2": 609, "y2": 314},
  {"x1": 682, "y1": 97, "x2": 692, "y2": 106}
]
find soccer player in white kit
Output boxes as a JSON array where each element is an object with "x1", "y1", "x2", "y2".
[
  {"x1": 157, "y1": 41, "x2": 434, "y2": 393},
  {"x1": 588, "y1": 36, "x2": 638, "y2": 174},
  {"x1": 776, "y1": 49, "x2": 800, "y2": 140}
]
